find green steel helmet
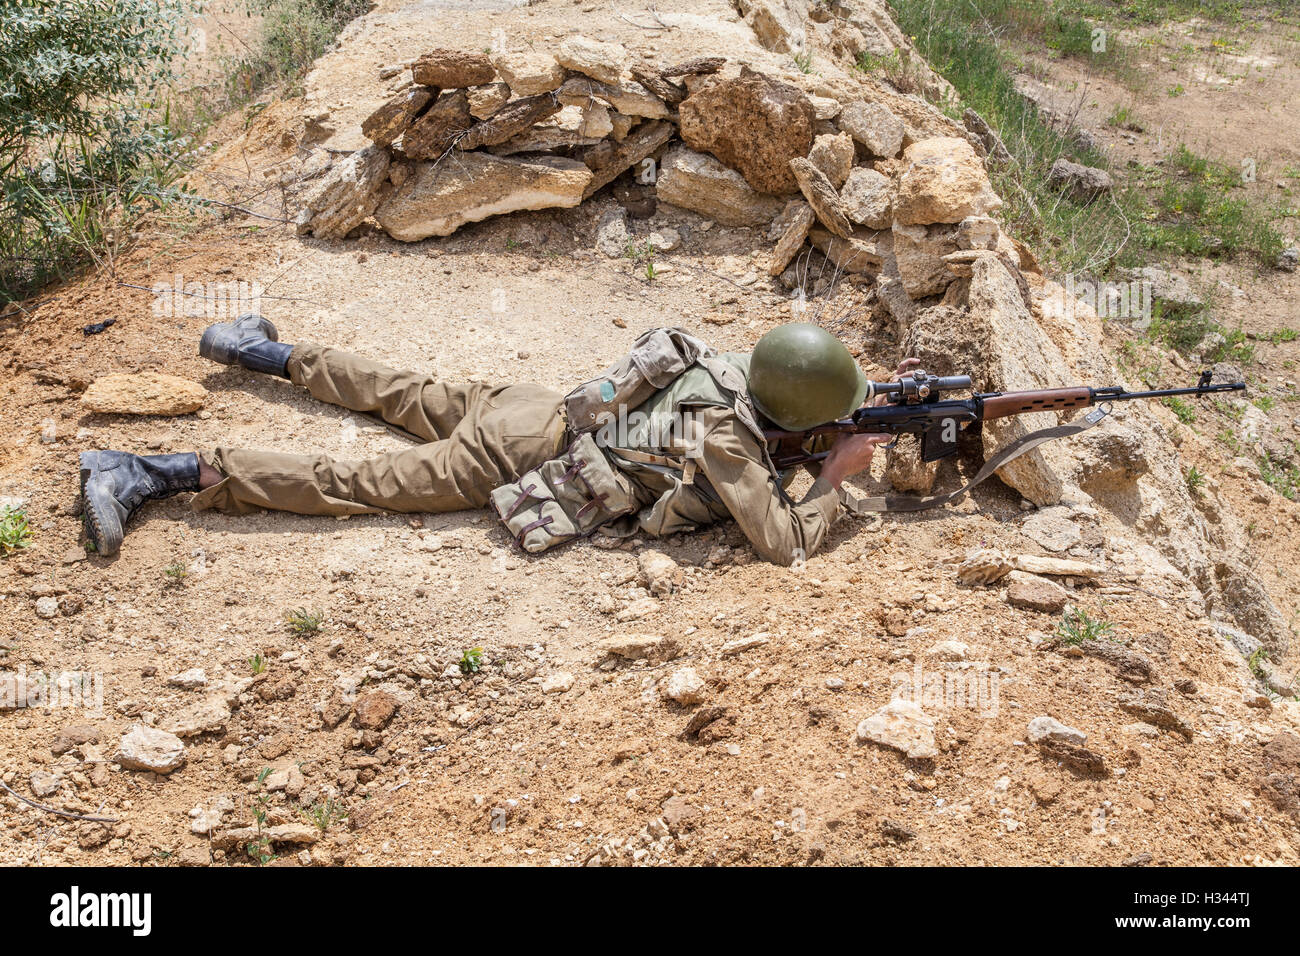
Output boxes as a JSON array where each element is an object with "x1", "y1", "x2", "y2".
[{"x1": 748, "y1": 323, "x2": 869, "y2": 431}]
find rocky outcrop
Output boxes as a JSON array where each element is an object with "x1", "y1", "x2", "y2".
[
  {"x1": 838, "y1": 100, "x2": 904, "y2": 158},
  {"x1": 893, "y1": 137, "x2": 1002, "y2": 225},
  {"x1": 656, "y1": 145, "x2": 786, "y2": 226},
  {"x1": 678, "y1": 66, "x2": 816, "y2": 194},
  {"x1": 412, "y1": 48, "x2": 496, "y2": 88},
  {"x1": 296, "y1": 144, "x2": 390, "y2": 239},
  {"x1": 361, "y1": 87, "x2": 434, "y2": 148},
  {"x1": 376, "y1": 153, "x2": 591, "y2": 240},
  {"x1": 790, "y1": 157, "x2": 852, "y2": 238},
  {"x1": 402, "y1": 90, "x2": 473, "y2": 159}
]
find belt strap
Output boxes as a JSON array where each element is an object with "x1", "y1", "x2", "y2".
[{"x1": 839, "y1": 405, "x2": 1112, "y2": 514}]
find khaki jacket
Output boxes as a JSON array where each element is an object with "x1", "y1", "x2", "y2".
[{"x1": 603, "y1": 353, "x2": 840, "y2": 566}]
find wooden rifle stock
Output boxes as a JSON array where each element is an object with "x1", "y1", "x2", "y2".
[{"x1": 979, "y1": 387, "x2": 1093, "y2": 420}]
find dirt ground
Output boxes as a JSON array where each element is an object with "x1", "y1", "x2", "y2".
[{"x1": 3, "y1": 0, "x2": 1300, "y2": 867}]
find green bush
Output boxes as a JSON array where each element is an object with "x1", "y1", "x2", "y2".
[
  {"x1": 1, "y1": 0, "x2": 195, "y2": 304},
  {"x1": 224, "y1": 0, "x2": 370, "y2": 99}
]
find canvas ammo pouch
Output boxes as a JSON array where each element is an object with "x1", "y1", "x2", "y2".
[
  {"x1": 489, "y1": 433, "x2": 637, "y2": 553},
  {"x1": 562, "y1": 327, "x2": 713, "y2": 433}
]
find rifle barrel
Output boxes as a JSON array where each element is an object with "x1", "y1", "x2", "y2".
[{"x1": 1092, "y1": 382, "x2": 1246, "y2": 401}]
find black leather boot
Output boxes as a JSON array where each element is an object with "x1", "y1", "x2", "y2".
[
  {"x1": 79, "y1": 451, "x2": 200, "y2": 556},
  {"x1": 198, "y1": 313, "x2": 293, "y2": 378}
]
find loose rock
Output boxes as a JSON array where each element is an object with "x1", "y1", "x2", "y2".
[
  {"x1": 1027, "y1": 715, "x2": 1087, "y2": 746},
  {"x1": 377, "y1": 152, "x2": 591, "y2": 240},
  {"x1": 957, "y1": 548, "x2": 1013, "y2": 585},
  {"x1": 542, "y1": 672, "x2": 575, "y2": 694},
  {"x1": 854, "y1": 699, "x2": 937, "y2": 759},
  {"x1": 81, "y1": 373, "x2": 207, "y2": 417},
  {"x1": 412, "y1": 48, "x2": 496, "y2": 88},
  {"x1": 838, "y1": 100, "x2": 905, "y2": 158},
  {"x1": 116, "y1": 724, "x2": 186, "y2": 774},
  {"x1": 1006, "y1": 571, "x2": 1069, "y2": 613},
  {"x1": 355, "y1": 690, "x2": 399, "y2": 730},
  {"x1": 555, "y1": 35, "x2": 628, "y2": 85},
  {"x1": 840, "y1": 166, "x2": 894, "y2": 230},
  {"x1": 655, "y1": 145, "x2": 785, "y2": 227},
  {"x1": 638, "y1": 549, "x2": 682, "y2": 596},
  {"x1": 296, "y1": 144, "x2": 391, "y2": 240},
  {"x1": 362, "y1": 87, "x2": 435, "y2": 147},
  {"x1": 789, "y1": 157, "x2": 852, "y2": 238},
  {"x1": 490, "y1": 50, "x2": 565, "y2": 96},
  {"x1": 662, "y1": 667, "x2": 707, "y2": 705},
  {"x1": 1047, "y1": 158, "x2": 1112, "y2": 201}
]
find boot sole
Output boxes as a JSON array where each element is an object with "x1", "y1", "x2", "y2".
[{"x1": 79, "y1": 452, "x2": 123, "y2": 557}]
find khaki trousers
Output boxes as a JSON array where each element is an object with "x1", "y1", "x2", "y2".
[{"x1": 190, "y1": 344, "x2": 567, "y2": 516}]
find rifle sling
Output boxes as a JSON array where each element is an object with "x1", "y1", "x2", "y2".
[{"x1": 838, "y1": 405, "x2": 1111, "y2": 515}]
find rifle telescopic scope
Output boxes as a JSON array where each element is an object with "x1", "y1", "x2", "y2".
[{"x1": 865, "y1": 371, "x2": 974, "y2": 403}]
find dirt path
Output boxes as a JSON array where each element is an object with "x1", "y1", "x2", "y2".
[{"x1": 3, "y1": 0, "x2": 1300, "y2": 867}]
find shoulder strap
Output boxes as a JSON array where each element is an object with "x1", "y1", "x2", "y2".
[
  {"x1": 839, "y1": 405, "x2": 1112, "y2": 514},
  {"x1": 696, "y1": 355, "x2": 793, "y2": 497}
]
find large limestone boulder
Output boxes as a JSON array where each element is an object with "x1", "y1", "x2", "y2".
[
  {"x1": 893, "y1": 137, "x2": 1002, "y2": 225},
  {"x1": 655, "y1": 145, "x2": 786, "y2": 227},
  {"x1": 376, "y1": 153, "x2": 592, "y2": 240},
  {"x1": 678, "y1": 66, "x2": 816, "y2": 195},
  {"x1": 555, "y1": 35, "x2": 629, "y2": 85},
  {"x1": 790, "y1": 157, "x2": 852, "y2": 238},
  {"x1": 82, "y1": 373, "x2": 207, "y2": 417},
  {"x1": 296, "y1": 144, "x2": 390, "y2": 240},
  {"x1": 490, "y1": 50, "x2": 565, "y2": 96},
  {"x1": 959, "y1": 253, "x2": 1073, "y2": 504},
  {"x1": 840, "y1": 166, "x2": 893, "y2": 229},
  {"x1": 361, "y1": 87, "x2": 434, "y2": 148},
  {"x1": 892, "y1": 221, "x2": 959, "y2": 298},
  {"x1": 402, "y1": 90, "x2": 473, "y2": 160},
  {"x1": 838, "y1": 100, "x2": 905, "y2": 158},
  {"x1": 411, "y1": 48, "x2": 496, "y2": 88}
]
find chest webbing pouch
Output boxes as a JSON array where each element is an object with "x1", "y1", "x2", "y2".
[
  {"x1": 563, "y1": 327, "x2": 714, "y2": 433},
  {"x1": 490, "y1": 433, "x2": 638, "y2": 553}
]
